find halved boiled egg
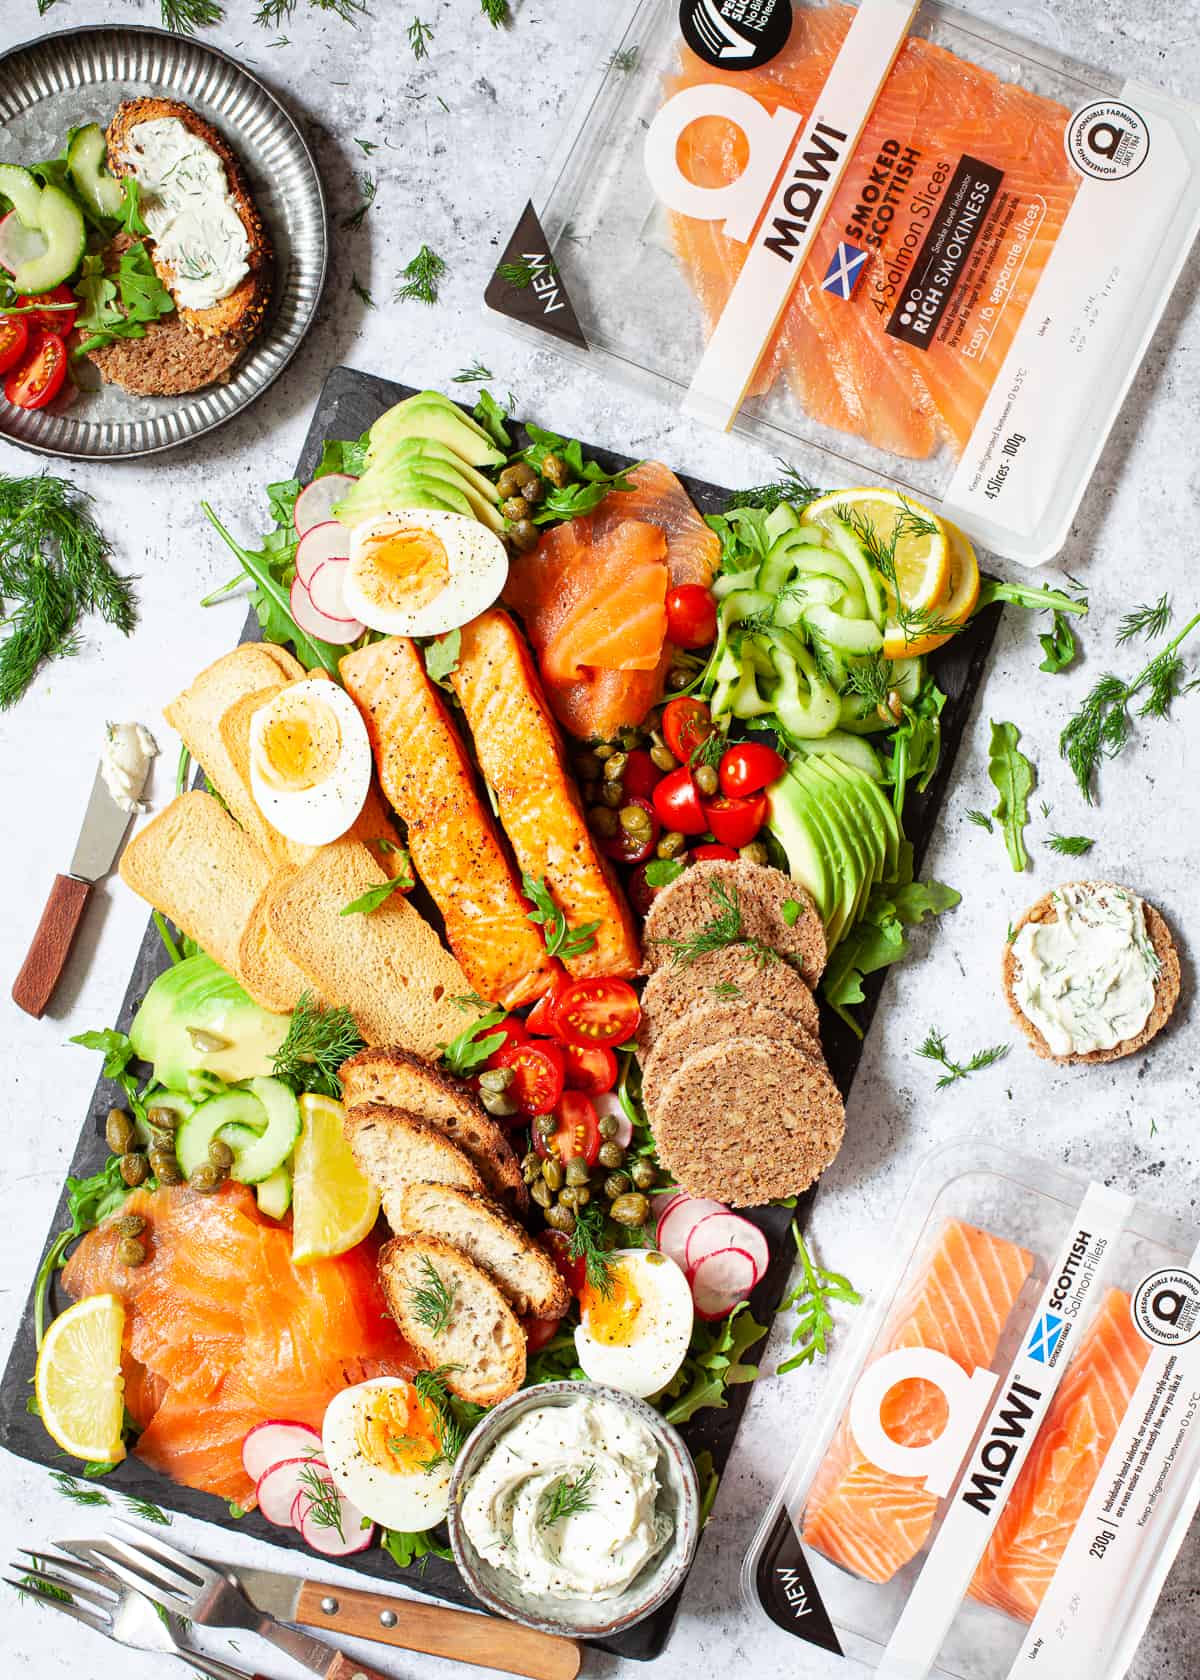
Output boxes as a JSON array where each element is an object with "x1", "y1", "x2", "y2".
[
  {"x1": 574, "y1": 1248, "x2": 694, "y2": 1398},
  {"x1": 322, "y1": 1377, "x2": 451, "y2": 1531},
  {"x1": 341, "y1": 509, "x2": 509, "y2": 637},
  {"x1": 249, "y1": 678, "x2": 371, "y2": 846}
]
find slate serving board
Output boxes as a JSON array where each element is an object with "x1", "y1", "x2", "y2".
[{"x1": 0, "y1": 364, "x2": 1002, "y2": 1661}]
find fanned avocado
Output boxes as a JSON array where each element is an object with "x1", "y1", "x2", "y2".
[
  {"x1": 765, "y1": 766, "x2": 836, "y2": 927},
  {"x1": 368, "y1": 437, "x2": 501, "y2": 503},
  {"x1": 368, "y1": 391, "x2": 504, "y2": 469},
  {"x1": 335, "y1": 472, "x2": 475, "y2": 524},
  {"x1": 346, "y1": 457, "x2": 504, "y2": 532},
  {"x1": 130, "y1": 953, "x2": 288, "y2": 1091}
]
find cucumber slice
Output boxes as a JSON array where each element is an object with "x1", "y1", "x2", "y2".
[
  {"x1": 176, "y1": 1089, "x2": 267, "y2": 1179},
  {"x1": 134, "y1": 1089, "x2": 195, "y2": 1149},
  {"x1": 13, "y1": 184, "x2": 85, "y2": 292},
  {"x1": 66, "y1": 124, "x2": 125, "y2": 219},
  {"x1": 0, "y1": 163, "x2": 43, "y2": 228},
  {"x1": 234, "y1": 1078, "x2": 302, "y2": 1185},
  {"x1": 790, "y1": 732, "x2": 884, "y2": 782},
  {"x1": 256, "y1": 1167, "x2": 293, "y2": 1220},
  {"x1": 804, "y1": 604, "x2": 884, "y2": 656},
  {"x1": 764, "y1": 502, "x2": 800, "y2": 544},
  {"x1": 823, "y1": 517, "x2": 888, "y2": 627},
  {"x1": 889, "y1": 655, "x2": 924, "y2": 703}
]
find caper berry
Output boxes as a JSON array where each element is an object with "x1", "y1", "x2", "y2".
[
  {"x1": 649, "y1": 741, "x2": 678, "y2": 773},
  {"x1": 531, "y1": 1178, "x2": 553, "y2": 1209},
  {"x1": 481, "y1": 1087, "x2": 519, "y2": 1118},
  {"x1": 601, "y1": 780, "x2": 624, "y2": 808},
  {"x1": 597, "y1": 1141, "x2": 626, "y2": 1170},
  {"x1": 657, "y1": 830, "x2": 686, "y2": 860},
  {"x1": 598, "y1": 1114, "x2": 620, "y2": 1140},
  {"x1": 497, "y1": 465, "x2": 525, "y2": 499},
  {"x1": 573, "y1": 1186, "x2": 591, "y2": 1207},
  {"x1": 694, "y1": 763, "x2": 719, "y2": 797},
  {"x1": 541, "y1": 451, "x2": 569, "y2": 488},
  {"x1": 542, "y1": 1157, "x2": 565, "y2": 1191},
  {"x1": 523, "y1": 1162, "x2": 540, "y2": 1185},
  {"x1": 630, "y1": 1159, "x2": 657, "y2": 1190},
  {"x1": 610, "y1": 1192, "x2": 650, "y2": 1227},
  {"x1": 511, "y1": 459, "x2": 539, "y2": 489},
  {"x1": 115, "y1": 1213, "x2": 147, "y2": 1239},
  {"x1": 117, "y1": 1236, "x2": 147, "y2": 1268},
  {"x1": 593, "y1": 743, "x2": 615, "y2": 761},
  {"x1": 478, "y1": 1066, "x2": 515, "y2": 1093},
  {"x1": 588, "y1": 805, "x2": 619, "y2": 838},
  {"x1": 208, "y1": 1139, "x2": 235, "y2": 1172},
  {"x1": 189, "y1": 1162, "x2": 222, "y2": 1194},
  {"x1": 522, "y1": 1151, "x2": 541, "y2": 1175},
  {"x1": 149, "y1": 1148, "x2": 184, "y2": 1186},
  {"x1": 619, "y1": 804, "x2": 652, "y2": 838},
  {"x1": 119, "y1": 1151, "x2": 149, "y2": 1187},
  {"x1": 106, "y1": 1107, "x2": 135, "y2": 1156},
  {"x1": 145, "y1": 1105, "x2": 180, "y2": 1133},
  {"x1": 520, "y1": 476, "x2": 545, "y2": 506},
  {"x1": 502, "y1": 494, "x2": 531, "y2": 523},
  {"x1": 740, "y1": 840, "x2": 769, "y2": 866},
  {"x1": 604, "y1": 1172, "x2": 632, "y2": 1200},
  {"x1": 565, "y1": 1157, "x2": 591, "y2": 1187},
  {"x1": 604, "y1": 751, "x2": 628, "y2": 782},
  {"x1": 535, "y1": 1113, "x2": 558, "y2": 1139},
  {"x1": 559, "y1": 1186, "x2": 578, "y2": 1209},
  {"x1": 545, "y1": 1203, "x2": 576, "y2": 1234},
  {"x1": 187, "y1": 1027, "x2": 230, "y2": 1054},
  {"x1": 509, "y1": 518, "x2": 539, "y2": 553}
]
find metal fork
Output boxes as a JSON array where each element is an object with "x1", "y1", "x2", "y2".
[{"x1": 6, "y1": 1545, "x2": 263, "y2": 1679}]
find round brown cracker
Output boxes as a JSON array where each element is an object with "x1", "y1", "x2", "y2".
[
  {"x1": 641, "y1": 859, "x2": 825, "y2": 984},
  {"x1": 636, "y1": 944, "x2": 821, "y2": 1057},
  {"x1": 642, "y1": 1001, "x2": 824, "y2": 1118}
]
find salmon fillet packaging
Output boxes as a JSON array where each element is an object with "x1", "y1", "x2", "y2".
[
  {"x1": 740, "y1": 1140, "x2": 1200, "y2": 1678},
  {"x1": 486, "y1": 0, "x2": 1200, "y2": 563}
]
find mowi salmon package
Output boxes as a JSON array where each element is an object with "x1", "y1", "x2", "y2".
[
  {"x1": 740, "y1": 1139, "x2": 1200, "y2": 1679},
  {"x1": 486, "y1": 0, "x2": 1200, "y2": 564}
]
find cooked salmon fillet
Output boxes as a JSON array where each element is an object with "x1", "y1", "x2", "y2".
[
  {"x1": 63, "y1": 1184, "x2": 412, "y2": 1507},
  {"x1": 667, "y1": 7, "x2": 1080, "y2": 458},
  {"x1": 803, "y1": 1219, "x2": 1033, "y2": 1583},
  {"x1": 340, "y1": 636, "x2": 557, "y2": 1009},
  {"x1": 451, "y1": 610, "x2": 641, "y2": 979},
  {"x1": 969, "y1": 1289, "x2": 1150, "y2": 1620}
]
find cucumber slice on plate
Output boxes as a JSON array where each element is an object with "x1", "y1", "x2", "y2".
[
  {"x1": 0, "y1": 163, "x2": 44, "y2": 228},
  {"x1": 255, "y1": 1167, "x2": 293, "y2": 1220},
  {"x1": 234, "y1": 1078, "x2": 301, "y2": 1185},
  {"x1": 66, "y1": 124, "x2": 125, "y2": 219},
  {"x1": 11, "y1": 185, "x2": 85, "y2": 292},
  {"x1": 175, "y1": 1077, "x2": 301, "y2": 1186},
  {"x1": 176, "y1": 1089, "x2": 267, "y2": 1179}
]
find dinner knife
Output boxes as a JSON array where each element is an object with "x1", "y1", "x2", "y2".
[
  {"x1": 223, "y1": 1562, "x2": 582, "y2": 1680},
  {"x1": 12, "y1": 765, "x2": 139, "y2": 1018}
]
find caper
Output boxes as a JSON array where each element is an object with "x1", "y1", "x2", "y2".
[
  {"x1": 597, "y1": 1141, "x2": 626, "y2": 1170},
  {"x1": 146, "y1": 1105, "x2": 180, "y2": 1133},
  {"x1": 187, "y1": 1027, "x2": 230, "y2": 1054},
  {"x1": 619, "y1": 804, "x2": 652, "y2": 838},
  {"x1": 520, "y1": 475, "x2": 545, "y2": 506},
  {"x1": 572, "y1": 1186, "x2": 591, "y2": 1207},
  {"x1": 541, "y1": 451, "x2": 569, "y2": 488},
  {"x1": 559, "y1": 1186, "x2": 578, "y2": 1209},
  {"x1": 694, "y1": 763, "x2": 719, "y2": 796},
  {"x1": 115, "y1": 1213, "x2": 147, "y2": 1239},
  {"x1": 657, "y1": 830, "x2": 686, "y2": 860},
  {"x1": 497, "y1": 465, "x2": 525, "y2": 498},
  {"x1": 522, "y1": 1151, "x2": 541, "y2": 1175},
  {"x1": 630, "y1": 1159, "x2": 657, "y2": 1190},
  {"x1": 189, "y1": 1162, "x2": 222, "y2": 1194},
  {"x1": 667, "y1": 666, "x2": 692, "y2": 691},
  {"x1": 481, "y1": 1087, "x2": 519, "y2": 1117},
  {"x1": 208, "y1": 1139, "x2": 235, "y2": 1171},
  {"x1": 510, "y1": 460, "x2": 538, "y2": 489},
  {"x1": 535, "y1": 1113, "x2": 557, "y2": 1140},
  {"x1": 531, "y1": 1178, "x2": 553, "y2": 1209},
  {"x1": 574, "y1": 749, "x2": 602, "y2": 782},
  {"x1": 618, "y1": 728, "x2": 641, "y2": 751},
  {"x1": 649, "y1": 742, "x2": 678, "y2": 773},
  {"x1": 598, "y1": 1114, "x2": 620, "y2": 1140},
  {"x1": 565, "y1": 1157, "x2": 591, "y2": 1186},
  {"x1": 601, "y1": 780, "x2": 624, "y2": 808},
  {"x1": 523, "y1": 1162, "x2": 540, "y2": 1185},
  {"x1": 117, "y1": 1236, "x2": 147, "y2": 1268},
  {"x1": 150, "y1": 1148, "x2": 184, "y2": 1186},
  {"x1": 588, "y1": 805, "x2": 619, "y2": 838},
  {"x1": 593, "y1": 742, "x2": 615, "y2": 761},
  {"x1": 509, "y1": 518, "x2": 539, "y2": 553},
  {"x1": 478, "y1": 1066, "x2": 515, "y2": 1094},
  {"x1": 610, "y1": 1192, "x2": 650, "y2": 1227},
  {"x1": 740, "y1": 840, "x2": 769, "y2": 866},
  {"x1": 119, "y1": 1151, "x2": 149, "y2": 1187},
  {"x1": 105, "y1": 1107, "x2": 135, "y2": 1156},
  {"x1": 545, "y1": 1203, "x2": 575, "y2": 1234},
  {"x1": 604, "y1": 1172, "x2": 632, "y2": 1200},
  {"x1": 502, "y1": 494, "x2": 531, "y2": 523},
  {"x1": 604, "y1": 751, "x2": 628, "y2": 782},
  {"x1": 542, "y1": 1157, "x2": 564, "y2": 1191}
]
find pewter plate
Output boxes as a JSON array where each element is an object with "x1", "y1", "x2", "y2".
[{"x1": 0, "y1": 24, "x2": 327, "y2": 459}]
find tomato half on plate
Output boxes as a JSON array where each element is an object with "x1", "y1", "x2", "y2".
[
  {"x1": 0, "y1": 315, "x2": 29, "y2": 374},
  {"x1": 662, "y1": 697, "x2": 712, "y2": 762},
  {"x1": 5, "y1": 329, "x2": 67, "y2": 410},
  {"x1": 719, "y1": 741, "x2": 786, "y2": 798},
  {"x1": 703, "y1": 791, "x2": 767, "y2": 849},
  {"x1": 534, "y1": 1089, "x2": 601, "y2": 1166},
  {"x1": 522, "y1": 1313, "x2": 564, "y2": 1353},
  {"x1": 691, "y1": 842, "x2": 740, "y2": 862},
  {"x1": 15, "y1": 284, "x2": 78, "y2": 337},
  {"x1": 665, "y1": 583, "x2": 717, "y2": 649},
  {"x1": 562, "y1": 1041, "x2": 618, "y2": 1094},
  {"x1": 490, "y1": 1039, "x2": 564, "y2": 1116},
  {"x1": 540, "y1": 1229, "x2": 587, "y2": 1297},
  {"x1": 480, "y1": 1017, "x2": 529, "y2": 1070},
  {"x1": 552, "y1": 977, "x2": 641, "y2": 1048},
  {"x1": 651, "y1": 766, "x2": 707, "y2": 836}
]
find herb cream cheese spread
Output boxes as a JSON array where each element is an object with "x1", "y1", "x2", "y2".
[
  {"x1": 1012, "y1": 883, "x2": 1159, "y2": 1057},
  {"x1": 461, "y1": 1397, "x2": 671, "y2": 1600},
  {"x1": 120, "y1": 118, "x2": 250, "y2": 312},
  {"x1": 101, "y1": 721, "x2": 158, "y2": 813}
]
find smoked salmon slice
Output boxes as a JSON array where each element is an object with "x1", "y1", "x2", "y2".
[
  {"x1": 451, "y1": 610, "x2": 641, "y2": 980},
  {"x1": 803, "y1": 1219, "x2": 1033, "y2": 1583},
  {"x1": 969, "y1": 1288, "x2": 1150, "y2": 1620},
  {"x1": 341, "y1": 636, "x2": 558, "y2": 1009}
]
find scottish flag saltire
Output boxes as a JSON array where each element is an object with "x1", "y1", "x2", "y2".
[
  {"x1": 1027, "y1": 1312, "x2": 1066, "y2": 1365},
  {"x1": 821, "y1": 241, "x2": 868, "y2": 301}
]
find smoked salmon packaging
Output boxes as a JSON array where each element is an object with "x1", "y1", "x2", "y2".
[
  {"x1": 741, "y1": 1139, "x2": 1200, "y2": 1679},
  {"x1": 486, "y1": 0, "x2": 1200, "y2": 563}
]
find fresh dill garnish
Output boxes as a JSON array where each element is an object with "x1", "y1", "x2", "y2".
[
  {"x1": 1117, "y1": 593, "x2": 1172, "y2": 644},
  {"x1": 725, "y1": 463, "x2": 822, "y2": 513},
  {"x1": 271, "y1": 993, "x2": 365, "y2": 1098},
  {"x1": 15, "y1": 1567, "x2": 72, "y2": 1605},
  {"x1": 844, "y1": 652, "x2": 891, "y2": 710},
  {"x1": 341, "y1": 172, "x2": 376, "y2": 229},
  {"x1": 254, "y1": 0, "x2": 366, "y2": 22},
  {"x1": 354, "y1": 137, "x2": 378, "y2": 155},
  {"x1": 567, "y1": 1204, "x2": 616, "y2": 1298},
  {"x1": 538, "y1": 1464, "x2": 597, "y2": 1527},
  {"x1": 440, "y1": 1008, "x2": 508, "y2": 1077},
  {"x1": 916, "y1": 1029, "x2": 1009, "y2": 1090},
  {"x1": 122, "y1": 1494, "x2": 170, "y2": 1525},
  {"x1": 50, "y1": 1471, "x2": 108, "y2": 1507},
  {"x1": 450, "y1": 991, "x2": 490, "y2": 1012},
  {"x1": 394, "y1": 244, "x2": 447, "y2": 305},
  {"x1": 266, "y1": 32, "x2": 290, "y2": 45},
  {"x1": 409, "y1": 1256, "x2": 456, "y2": 1337},
  {"x1": 778, "y1": 1223, "x2": 861, "y2": 1375},
  {"x1": 966, "y1": 808, "x2": 993, "y2": 832},
  {"x1": 1048, "y1": 833, "x2": 1094, "y2": 856},
  {"x1": 606, "y1": 45, "x2": 639, "y2": 72},
  {"x1": 0, "y1": 475, "x2": 138, "y2": 710},
  {"x1": 498, "y1": 256, "x2": 557, "y2": 289},
  {"x1": 688, "y1": 727, "x2": 725, "y2": 770},
  {"x1": 655, "y1": 879, "x2": 779, "y2": 969},
  {"x1": 298, "y1": 1462, "x2": 345, "y2": 1540},
  {"x1": 480, "y1": 0, "x2": 508, "y2": 25},
  {"x1": 408, "y1": 16, "x2": 433, "y2": 57},
  {"x1": 349, "y1": 273, "x2": 375, "y2": 308},
  {"x1": 522, "y1": 873, "x2": 602, "y2": 961},
  {"x1": 710, "y1": 980, "x2": 742, "y2": 1000},
  {"x1": 412, "y1": 1365, "x2": 485, "y2": 1465},
  {"x1": 452, "y1": 361, "x2": 493, "y2": 383},
  {"x1": 160, "y1": 0, "x2": 223, "y2": 32}
]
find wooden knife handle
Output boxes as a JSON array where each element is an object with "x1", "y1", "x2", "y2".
[
  {"x1": 296, "y1": 1581, "x2": 582, "y2": 1680},
  {"x1": 322, "y1": 1657, "x2": 395, "y2": 1680},
  {"x1": 11, "y1": 873, "x2": 92, "y2": 1018}
]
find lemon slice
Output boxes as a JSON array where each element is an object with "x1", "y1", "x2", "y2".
[
  {"x1": 885, "y1": 519, "x2": 981, "y2": 658},
  {"x1": 291, "y1": 1092, "x2": 380, "y2": 1264},
  {"x1": 803, "y1": 487, "x2": 951, "y2": 656},
  {"x1": 35, "y1": 1293, "x2": 126, "y2": 1464}
]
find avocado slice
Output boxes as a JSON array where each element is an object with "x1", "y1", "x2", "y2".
[
  {"x1": 383, "y1": 389, "x2": 498, "y2": 444},
  {"x1": 843, "y1": 758, "x2": 903, "y2": 883},
  {"x1": 369, "y1": 393, "x2": 504, "y2": 470},
  {"x1": 764, "y1": 765, "x2": 837, "y2": 928},
  {"x1": 355, "y1": 456, "x2": 504, "y2": 532},
  {"x1": 796, "y1": 758, "x2": 867, "y2": 949},
  {"x1": 129, "y1": 953, "x2": 288, "y2": 1091},
  {"x1": 335, "y1": 472, "x2": 476, "y2": 525},
  {"x1": 370, "y1": 437, "x2": 501, "y2": 503},
  {"x1": 805, "y1": 755, "x2": 885, "y2": 935},
  {"x1": 791, "y1": 731, "x2": 884, "y2": 782}
]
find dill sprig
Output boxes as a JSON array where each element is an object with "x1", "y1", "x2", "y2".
[
  {"x1": 341, "y1": 172, "x2": 377, "y2": 229},
  {"x1": 1117, "y1": 592, "x2": 1172, "y2": 644},
  {"x1": 1048, "y1": 833, "x2": 1094, "y2": 856},
  {"x1": 966, "y1": 809, "x2": 993, "y2": 832},
  {"x1": 298, "y1": 1462, "x2": 345, "y2": 1541},
  {"x1": 844, "y1": 653, "x2": 891, "y2": 710},
  {"x1": 916, "y1": 1029, "x2": 1009, "y2": 1090},
  {"x1": 160, "y1": 0, "x2": 224, "y2": 32},
  {"x1": 254, "y1": 0, "x2": 366, "y2": 22},
  {"x1": 522, "y1": 873, "x2": 601, "y2": 961},
  {"x1": 710, "y1": 980, "x2": 742, "y2": 1001},
  {"x1": 394, "y1": 245, "x2": 447, "y2": 305},
  {"x1": 349, "y1": 274, "x2": 375, "y2": 309},
  {"x1": 498, "y1": 257, "x2": 557, "y2": 290},
  {"x1": 271, "y1": 993, "x2": 365, "y2": 1098},
  {"x1": 16, "y1": 1567, "x2": 72, "y2": 1605},
  {"x1": 606, "y1": 46, "x2": 639, "y2": 72},
  {"x1": 122, "y1": 1494, "x2": 170, "y2": 1525},
  {"x1": 654, "y1": 879, "x2": 779, "y2": 969},
  {"x1": 567, "y1": 1203, "x2": 615, "y2": 1298},
  {"x1": 778, "y1": 1223, "x2": 861, "y2": 1375},
  {"x1": 480, "y1": 0, "x2": 508, "y2": 25},
  {"x1": 412, "y1": 1365, "x2": 485, "y2": 1465},
  {"x1": 409, "y1": 1256, "x2": 456, "y2": 1337},
  {"x1": 452, "y1": 362, "x2": 493, "y2": 383},
  {"x1": 50, "y1": 1471, "x2": 108, "y2": 1507},
  {"x1": 725, "y1": 463, "x2": 822, "y2": 513},
  {"x1": 538, "y1": 1464, "x2": 597, "y2": 1527},
  {"x1": 408, "y1": 16, "x2": 433, "y2": 57}
]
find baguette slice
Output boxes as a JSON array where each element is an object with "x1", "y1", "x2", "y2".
[
  {"x1": 119, "y1": 790, "x2": 273, "y2": 988},
  {"x1": 339, "y1": 1046, "x2": 525, "y2": 1210},
  {"x1": 238, "y1": 871, "x2": 311, "y2": 1014},
  {"x1": 344, "y1": 1105, "x2": 485, "y2": 1232},
  {"x1": 399, "y1": 1184, "x2": 568, "y2": 1319},
  {"x1": 379, "y1": 1233, "x2": 526, "y2": 1405}
]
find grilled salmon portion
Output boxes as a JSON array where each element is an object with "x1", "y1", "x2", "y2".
[
  {"x1": 451, "y1": 610, "x2": 641, "y2": 979},
  {"x1": 340, "y1": 636, "x2": 556, "y2": 1009}
]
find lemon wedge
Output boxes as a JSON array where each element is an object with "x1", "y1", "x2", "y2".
[
  {"x1": 291, "y1": 1092, "x2": 380, "y2": 1264},
  {"x1": 888, "y1": 519, "x2": 981, "y2": 658},
  {"x1": 35, "y1": 1293, "x2": 126, "y2": 1464},
  {"x1": 803, "y1": 487, "x2": 952, "y2": 658}
]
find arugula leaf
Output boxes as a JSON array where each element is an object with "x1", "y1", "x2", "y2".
[
  {"x1": 988, "y1": 719, "x2": 1035, "y2": 872},
  {"x1": 522, "y1": 872, "x2": 601, "y2": 961},
  {"x1": 65, "y1": 1155, "x2": 138, "y2": 1238},
  {"x1": 70, "y1": 1027, "x2": 147, "y2": 1123},
  {"x1": 778, "y1": 1223, "x2": 861, "y2": 1374},
  {"x1": 117, "y1": 243, "x2": 174, "y2": 324},
  {"x1": 525, "y1": 1325, "x2": 589, "y2": 1388},
  {"x1": 660, "y1": 1303, "x2": 768, "y2": 1426},
  {"x1": 381, "y1": 1527, "x2": 454, "y2": 1570},
  {"x1": 73, "y1": 254, "x2": 122, "y2": 333},
  {"x1": 201, "y1": 502, "x2": 342, "y2": 676},
  {"x1": 821, "y1": 876, "x2": 960, "y2": 1034},
  {"x1": 424, "y1": 628, "x2": 461, "y2": 687},
  {"x1": 1038, "y1": 609, "x2": 1078, "y2": 674},
  {"x1": 119, "y1": 179, "x2": 150, "y2": 240},
  {"x1": 472, "y1": 389, "x2": 512, "y2": 449},
  {"x1": 314, "y1": 434, "x2": 370, "y2": 479},
  {"x1": 644, "y1": 857, "x2": 685, "y2": 888},
  {"x1": 694, "y1": 1449, "x2": 719, "y2": 1527},
  {"x1": 534, "y1": 469, "x2": 636, "y2": 525},
  {"x1": 440, "y1": 1009, "x2": 509, "y2": 1078},
  {"x1": 340, "y1": 870, "x2": 413, "y2": 915}
]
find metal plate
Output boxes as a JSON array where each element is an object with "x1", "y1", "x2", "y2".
[{"x1": 0, "y1": 25, "x2": 327, "y2": 460}]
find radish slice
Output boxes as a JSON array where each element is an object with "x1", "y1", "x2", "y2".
[
  {"x1": 651, "y1": 1190, "x2": 685, "y2": 1230},
  {"x1": 295, "y1": 519, "x2": 350, "y2": 587},
  {"x1": 690, "y1": 1247, "x2": 757, "y2": 1320},
  {"x1": 295, "y1": 477, "x2": 357, "y2": 537},
  {"x1": 657, "y1": 1195, "x2": 728, "y2": 1270},
  {"x1": 296, "y1": 1475, "x2": 375, "y2": 1556},
  {"x1": 307, "y1": 558, "x2": 356, "y2": 622},
  {"x1": 685, "y1": 1212, "x2": 770, "y2": 1283},
  {"x1": 591, "y1": 1092, "x2": 632, "y2": 1147},
  {"x1": 242, "y1": 1420, "x2": 323, "y2": 1485},
  {"x1": 256, "y1": 1455, "x2": 326, "y2": 1527},
  {"x1": 290, "y1": 574, "x2": 363, "y2": 645}
]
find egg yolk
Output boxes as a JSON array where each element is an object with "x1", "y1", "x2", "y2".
[
  {"x1": 258, "y1": 694, "x2": 342, "y2": 791},
  {"x1": 356, "y1": 1383, "x2": 442, "y2": 1474},
  {"x1": 581, "y1": 1261, "x2": 644, "y2": 1347},
  {"x1": 356, "y1": 525, "x2": 450, "y2": 612}
]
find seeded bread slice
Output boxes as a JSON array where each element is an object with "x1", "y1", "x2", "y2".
[
  {"x1": 652, "y1": 1036, "x2": 844, "y2": 1207},
  {"x1": 339, "y1": 1046, "x2": 526, "y2": 1211},
  {"x1": 636, "y1": 945, "x2": 821, "y2": 1055},
  {"x1": 642, "y1": 859, "x2": 826, "y2": 984},
  {"x1": 379, "y1": 1234, "x2": 526, "y2": 1405},
  {"x1": 343, "y1": 1105, "x2": 484, "y2": 1232},
  {"x1": 1002, "y1": 882, "x2": 1180, "y2": 1065},
  {"x1": 642, "y1": 1001, "x2": 824, "y2": 1119},
  {"x1": 399, "y1": 1184, "x2": 568, "y2": 1319}
]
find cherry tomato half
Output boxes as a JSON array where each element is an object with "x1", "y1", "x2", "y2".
[
  {"x1": 562, "y1": 1041, "x2": 618, "y2": 1094},
  {"x1": 651, "y1": 766, "x2": 708, "y2": 836},
  {"x1": 0, "y1": 314, "x2": 29, "y2": 374},
  {"x1": 620, "y1": 747, "x2": 661, "y2": 802},
  {"x1": 491, "y1": 1039, "x2": 564, "y2": 1116},
  {"x1": 540, "y1": 1229, "x2": 587, "y2": 1297},
  {"x1": 627, "y1": 862, "x2": 664, "y2": 918},
  {"x1": 552, "y1": 977, "x2": 642, "y2": 1048},
  {"x1": 719, "y1": 740, "x2": 786, "y2": 798},
  {"x1": 665, "y1": 583, "x2": 718, "y2": 650},
  {"x1": 599, "y1": 793, "x2": 659, "y2": 865},
  {"x1": 4, "y1": 329, "x2": 66, "y2": 410},
  {"x1": 15, "y1": 284, "x2": 78, "y2": 337},
  {"x1": 691, "y1": 842, "x2": 740, "y2": 862},
  {"x1": 522, "y1": 1313, "x2": 564, "y2": 1353},
  {"x1": 703, "y1": 791, "x2": 768, "y2": 850},
  {"x1": 662, "y1": 697, "x2": 713, "y2": 762},
  {"x1": 480, "y1": 1017, "x2": 530, "y2": 1071},
  {"x1": 534, "y1": 1089, "x2": 601, "y2": 1166}
]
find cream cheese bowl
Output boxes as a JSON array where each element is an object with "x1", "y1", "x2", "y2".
[{"x1": 448, "y1": 1381, "x2": 701, "y2": 1639}]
